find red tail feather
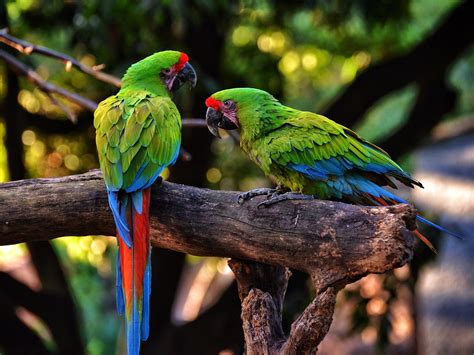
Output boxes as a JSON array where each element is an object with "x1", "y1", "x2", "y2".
[
  {"x1": 369, "y1": 194, "x2": 438, "y2": 254},
  {"x1": 413, "y1": 229, "x2": 438, "y2": 254},
  {"x1": 117, "y1": 188, "x2": 151, "y2": 355}
]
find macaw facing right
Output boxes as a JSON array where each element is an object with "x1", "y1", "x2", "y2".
[{"x1": 205, "y1": 88, "x2": 460, "y2": 251}]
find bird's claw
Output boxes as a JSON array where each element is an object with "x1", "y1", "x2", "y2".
[
  {"x1": 237, "y1": 188, "x2": 276, "y2": 205},
  {"x1": 256, "y1": 199, "x2": 274, "y2": 208},
  {"x1": 256, "y1": 192, "x2": 314, "y2": 208}
]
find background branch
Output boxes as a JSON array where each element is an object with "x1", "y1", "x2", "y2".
[
  {"x1": 324, "y1": 0, "x2": 474, "y2": 127},
  {"x1": 0, "y1": 46, "x2": 208, "y2": 161},
  {"x1": 0, "y1": 36, "x2": 209, "y2": 130},
  {"x1": 0, "y1": 28, "x2": 122, "y2": 87},
  {"x1": 0, "y1": 48, "x2": 97, "y2": 114}
]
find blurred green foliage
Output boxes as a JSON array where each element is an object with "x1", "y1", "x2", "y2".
[{"x1": 0, "y1": 0, "x2": 473, "y2": 354}]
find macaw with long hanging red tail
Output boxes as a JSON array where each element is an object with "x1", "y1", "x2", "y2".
[
  {"x1": 94, "y1": 50, "x2": 196, "y2": 355},
  {"x1": 205, "y1": 88, "x2": 461, "y2": 251}
]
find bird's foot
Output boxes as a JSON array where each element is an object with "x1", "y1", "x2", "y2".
[
  {"x1": 257, "y1": 192, "x2": 314, "y2": 208},
  {"x1": 237, "y1": 188, "x2": 276, "y2": 205}
]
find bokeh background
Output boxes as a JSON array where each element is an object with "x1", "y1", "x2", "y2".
[{"x1": 0, "y1": 0, "x2": 473, "y2": 354}]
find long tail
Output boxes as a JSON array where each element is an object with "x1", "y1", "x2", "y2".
[
  {"x1": 369, "y1": 194, "x2": 439, "y2": 252},
  {"x1": 363, "y1": 185, "x2": 461, "y2": 253},
  {"x1": 110, "y1": 188, "x2": 152, "y2": 355}
]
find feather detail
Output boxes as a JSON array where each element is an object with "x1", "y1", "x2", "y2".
[{"x1": 413, "y1": 229, "x2": 438, "y2": 254}]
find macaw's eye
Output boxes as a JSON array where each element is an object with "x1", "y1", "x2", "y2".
[
  {"x1": 162, "y1": 68, "x2": 171, "y2": 75},
  {"x1": 224, "y1": 100, "x2": 233, "y2": 108}
]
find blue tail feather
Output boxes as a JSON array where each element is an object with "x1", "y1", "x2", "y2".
[
  {"x1": 141, "y1": 248, "x2": 152, "y2": 340},
  {"x1": 127, "y1": 285, "x2": 140, "y2": 355},
  {"x1": 372, "y1": 185, "x2": 462, "y2": 239},
  {"x1": 107, "y1": 190, "x2": 132, "y2": 247},
  {"x1": 349, "y1": 176, "x2": 462, "y2": 240},
  {"x1": 416, "y1": 215, "x2": 462, "y2": 240},
  {"x1": 120, "y1": 190, "x2": 151, "y2": 355},
  {"x1": 125, "y1": 200, "x2": 140, "y2": 355},
  {"x1": 116, "y1": 249, "x2": 125, "y2": 315}
]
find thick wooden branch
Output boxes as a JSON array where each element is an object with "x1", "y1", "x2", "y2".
[
  {"x1": 0, "y1": 170, "x2": 415, "y2": 287},
  {"x1": 0, "y1": 171, "x2": 416, "y2": 352},
  {"x1": 229, "y1": 260, "x2": 290, "y2": 354},
  {"x1": 280, "y1": 287, "x2": 338, "y2": 354}
]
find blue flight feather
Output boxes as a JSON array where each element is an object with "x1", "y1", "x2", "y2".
[
  {"x1": 125, "y1": 164, "x2": 165, "y2": 193},
  {"x1": 116, "y1": 249, "x2": 125, "y2": 315},
  {"x1": 416, "y1": 215, "x2": 462, "y2": 240},
  {"x1": 107, "y1": 190, "x2": 131, "y2": 247},
  {"x1": 141, "y1": 248, "x2": 152, "y2": 340},
  {"x1": 349, "y1": 176, "x2": 462, "y2": 240},
  {"x1": 132, "y1": 191, "x2": 143, "y2": 214}
]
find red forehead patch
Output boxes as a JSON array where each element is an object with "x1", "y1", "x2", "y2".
[
  {"x1": 174, "y1": 52, "x2": 189, "y2": 71},
  {"x1": 205, "y1": 97, "x2": 221, "y2": 110}
]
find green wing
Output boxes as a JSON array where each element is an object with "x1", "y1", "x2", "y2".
[
  {"x1": 261, "y1": 112, "x2": 419, "y2": 194},
  {"x1": 94, "y1": 93, "x2": 182, "y2": 191}
]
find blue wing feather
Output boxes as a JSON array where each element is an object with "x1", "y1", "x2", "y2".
[
  {"x1": 116, "y1": 249, "x2": 125, "y2": 315},
  {"x1": 286, "y1": 157, "x2": 460, "y2": 239}
]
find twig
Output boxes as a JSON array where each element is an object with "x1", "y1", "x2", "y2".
[
  {"x1": 0, "y1": 35, "x2": 221, "y2": 159},
  {"x1": 181, "y1": 119, "x2": 240, "y2": 144},
  {"x1": 44, "y1": 92, "x2": 77, "y2": 123},
  {"x1": 181, "y1": 118, "x2": 206, "y2": 127},
  {"x1": 0, "y1": 49, "x2": 208, "y2": 127},
  {"x1": 0, "y1": 32, "x2": 215, "y2": 131},
  {"x1": 0, "y1": 29, "x2": 121, "y2": 88},
  {"x1": 0, "y1": 48, "x2": 98, "y2": 114}
]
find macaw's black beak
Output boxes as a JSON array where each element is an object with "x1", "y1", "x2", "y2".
[
  {"x1": 205, "y1": 107, "x2": 238, "y2": 138},
  {"x1": 172, "y1": 62, "x2": 197, "y2": 91}
]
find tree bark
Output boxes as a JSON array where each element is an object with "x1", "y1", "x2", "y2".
[
  {"x1": 0, "y1": 170, "x2": 417, "y2": 352},
  {"x1": 0, "y1": 170, "x2": 415, "y2": 282}
]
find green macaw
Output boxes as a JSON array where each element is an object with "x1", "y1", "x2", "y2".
[
  {"x1": 205, "y1": 88, "x2": 460, "y2": 251},
  {"x1": 94, "y1": 50, "x2": 196, "y2": 355}
]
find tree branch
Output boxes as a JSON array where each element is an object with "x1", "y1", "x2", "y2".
[
  {"x1": 0, "y1": 171, "x2": 416, "y2": 351},
  {"x1": 0, "y1": 35, "x2": 208, "y2": 129},
  {"x1": 383, "y1": 78, "x2": 456, "y2": 159},
  {"x1": 181, "y1": 118, "x2": 207, "y2": 128},
  {"x1": 0, "y1": 170, "x2": 415, "y2": 285},
  {"x1": 0, "y1": 48, "x2": 97, "y2": 115},
  {"x1": 0, "y1": 48, "x2": 206, "y2": 160},
  {"x1": 0, "y1": 28, "x2": 122, "y2": 87},
  {"x1": 280, "y1": 287, "x2": 337, "y2": 354},
  {"x1": 229, "y1": 260, "x2": 290, "y2": 354}
]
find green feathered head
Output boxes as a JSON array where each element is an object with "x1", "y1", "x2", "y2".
[
  {"x1": 205, "y1": 88, "x2": 281, "y2": 138},
  {"x1": 122, "y1": 50, "x2": 196, "y2": 93}
]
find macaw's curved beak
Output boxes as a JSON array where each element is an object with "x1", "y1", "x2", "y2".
[
  {"x1": 205, "y1": 107, "x2": 238, "y2": 138},
  {"x1": 172, "y1": 62, "x2": 197, "y2": 91}
]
